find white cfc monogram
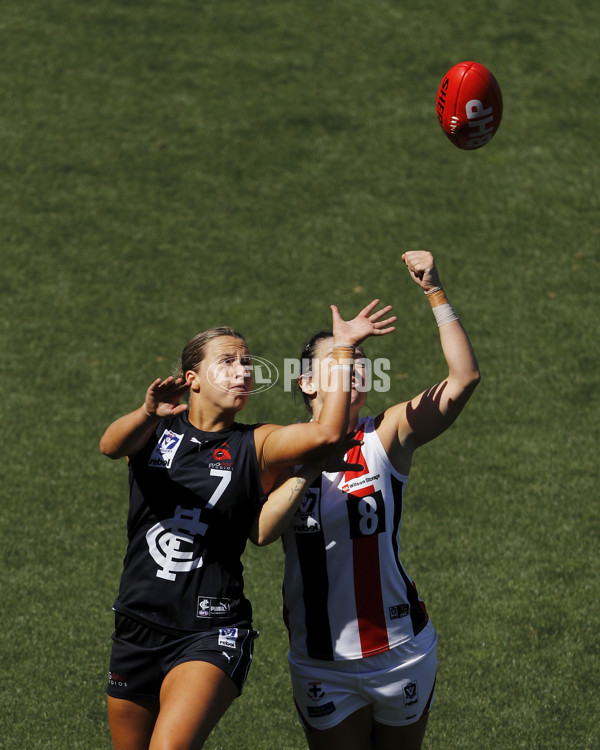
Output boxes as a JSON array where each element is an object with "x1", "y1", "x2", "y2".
[
  {"x1": 145, "y1": 470, "x2": 232, "y2": 581},
  {"x1": 146, "y1": 506, "x2": 206, "y2": 581}
]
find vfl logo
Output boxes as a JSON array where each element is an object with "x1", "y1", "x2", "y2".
[
  {"x1": 218, "y1": 627, "x2": 239, "y2": 649},
  {"x1": 146, "y1": 505, "x2": 207, "y2": 580},
  {"x1": 148, "y1": 429, "x2": 184, "y2": 469},
  {"x1": 292, "y1": 487, "x2": 321, "y2": 534},
  {"x1": 403, "y1": 681, "x2": 419, "y2": 707}
]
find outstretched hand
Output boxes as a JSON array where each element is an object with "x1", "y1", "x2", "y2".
[
  {"x1": 402, "y1": 250, "x2": 442, "y2": 291},
  {"x1": 331, "y1": 299, "x2": 397, "y2": 347},
  {"x1": 144, "y1": 376, "x2": 189, "y2": 418}
]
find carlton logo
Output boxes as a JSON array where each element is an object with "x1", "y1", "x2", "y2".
[{"x1": 145, "y1": 505, "x2": 207, "y2": 581}]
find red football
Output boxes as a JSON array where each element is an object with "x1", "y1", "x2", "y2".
[{"x1": 436, "y1": 61, "x2": 503, "y2": 150}]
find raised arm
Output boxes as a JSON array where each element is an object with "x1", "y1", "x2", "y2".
[
  {"x1": 250, "y1": 464, "x2": 322, "y2": 546},
  {"x1": 256, "y1": 300, "x2": 396, "y2": 486},
  {"x1": 99, "y1": 376, "x2": 189, "y2": 459},
  {"x1": 383, "y1": 251, "x2": 481, "y2": 454},
  {"x1": 250, "y1": 438, "x2": 364, "y2": 545}
]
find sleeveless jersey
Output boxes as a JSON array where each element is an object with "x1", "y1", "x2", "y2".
[
  {"x1": 282, "y1": 415, "x2": 429, "y2": 661},
  {"x1": 113, "y1": 413, "x2": 265, "y2": 633}
]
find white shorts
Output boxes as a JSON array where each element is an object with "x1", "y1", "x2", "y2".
[{"x1": 289, "y1": 621, "x2": 437, "y2": 731}]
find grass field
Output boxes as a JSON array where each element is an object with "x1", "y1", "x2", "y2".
[{"x1": 1, "y1": 1, "x2": 598, "y2": 748}]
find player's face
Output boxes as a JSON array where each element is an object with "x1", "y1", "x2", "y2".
[
  {"x1": 311, "y1": 337, "x2": 368, "y2": 410},
  {"x1": 192, "y1": 337, "x2": 253, "y2": 410}
]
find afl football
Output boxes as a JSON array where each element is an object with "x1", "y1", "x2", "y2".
[{"x1": 436, "y1": 61, "x2": 503, "y2": 150}]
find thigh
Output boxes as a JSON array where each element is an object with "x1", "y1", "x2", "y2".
[
  {"x1": 167, "y1": 626, "x2": 259, "y2": 696},
  {"x1": 149, "y1": 661, "x2": 238, "y2": 750},
  {"x1": 106, "y1": 616, "x2": 162, "y2": 748},
  {"x1": 304, "y1": 706, "x2": 373, "y2": 750},
  {"x1": 107, "y1": 695, "x2": 158, "y2": 750},
  {"x1": 107, "y1": 614, "x2": 165, "y2": 703},
  {"x1": 372, "y1": 712, "x2": 429, "y2": 750}
]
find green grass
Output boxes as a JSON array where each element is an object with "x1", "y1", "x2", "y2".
[{"x1": 1, "y1": 0, "x2": 598, "y2": 747}]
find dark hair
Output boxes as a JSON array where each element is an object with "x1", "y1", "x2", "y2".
[
  {"x1": 297, "y1": 330, "x2": 333, "y2": 413},
  {"x1": 177, "y1": 326, "x2": 247, "y2": 379}
]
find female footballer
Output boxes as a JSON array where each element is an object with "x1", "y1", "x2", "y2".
[
  {"x1": 100, "y1": 300, "x2": 396, "y2": 750},
  {"x1": 264, "y1": 251, "x2": 480, "y2": 750}
]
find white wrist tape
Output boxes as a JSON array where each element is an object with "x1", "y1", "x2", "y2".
[{"x1": 432, "y1": 302, "x2": 459, "y2": 327}]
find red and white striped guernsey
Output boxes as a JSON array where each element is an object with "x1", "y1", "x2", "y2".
[{"x1": 282, "y1": 415, "x2": 429, "y2": 661}]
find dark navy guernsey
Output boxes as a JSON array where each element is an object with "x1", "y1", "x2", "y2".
[{"x1": 113, "y1": 413, "x2": 265, "y2": 634}]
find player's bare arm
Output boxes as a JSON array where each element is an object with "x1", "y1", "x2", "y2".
[
  {"x1": 251, "y1": 438, "x2": 364, "y2": 546},
  {"x1": 377, "y1": 251, "x2": 480, "y2": 471}
]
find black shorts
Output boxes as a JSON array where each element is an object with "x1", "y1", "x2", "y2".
[{"x1": 106, "y1": 613, "x2": 259, "y2": 702}]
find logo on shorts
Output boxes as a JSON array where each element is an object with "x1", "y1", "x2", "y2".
[
  {"x1": 306, "y1": 701, "x2": 336, "y2": 717},
  {"x1": 108, "y1": 671, "x2": 128, "y2": 688},
  {"x1": 148, "y1": 429, "x2": 184, "y2": 468},
  {"x1": 404, "y1": 681, "x2": 419, "y2": 707},
  {"x1": 389, "y1": 604, "x2": 409, "y2": 620},
  {"x1": 218, "y1": 627, "x2": 239, "y2": 649},
  {"x1": 306, "y1": 681, "x2": 325, "y2": 700}
]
